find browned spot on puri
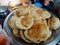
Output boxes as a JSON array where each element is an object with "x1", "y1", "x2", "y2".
[
  {"x1": 21, "y1": 15, "x2": 31, "y2": 27},
  {"x1": 28, "y1": 23, "x2": 41, "y2": 39}
]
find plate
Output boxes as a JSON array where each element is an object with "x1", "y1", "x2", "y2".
[{"x1": 3, "y1": 10, "x2": 60, "y2": 45}]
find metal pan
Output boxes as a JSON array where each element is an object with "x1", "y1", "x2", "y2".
[{"x1": 3, "y1": 10, "x2": 60, "y2": 45}]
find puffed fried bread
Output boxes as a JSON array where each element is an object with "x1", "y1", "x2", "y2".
[
  {"x1": 29, "y1": 8, "x2": 42, "y2": 22},
  {"x1": 41, "y1": 11, "x2": 51, "y2": 19},
  {"x1": 24, "y1": 20, "x2": 51, "y2": 43},
  {"x1": 8, "y1": 15, "x2": 18, "y2": 29},
  {"x1": 48, "y1": 17, "x2": 60, "y2": 30},
  {"x1": 20, "y1": 30, "x2": 31, "y2": 43},
  {"x1": 13, "y1": 28, "x2": 20, "y2": 38},
  {"x1": 16, "y1": 15, "x2": 34, "y2": 30}
]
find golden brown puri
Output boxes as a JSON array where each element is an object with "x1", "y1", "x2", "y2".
[
  {"x1": 15, "y1": 15, "x2": 34, "y2": 30},
  {"x1": 48, "y1": 17, "x2": 60, "y2": 30},
  {"x1": 21, "y1": 15, "x2": 33, "y2": 27},
  {"x1": 24, "y1": 20, "x2": 52, "y2": 43},
  {"x1": 29, "y1": 8, "x2": 42, "y2": 22},
  {"x1": 8, "y1": 15, "x2": 18, "y2": 29},
  {"x1": 13, "y1": 28, "x2": 20, "y2": 38},
  {"x1": 20, "y1": 30, "x2": 31, "y2": 43},
  {"x1": 16, "y1": 5, "x2": 32, "y2": 16},
  {"x1": 41, "y1": 11, "x2": 51, "y2": 19}
]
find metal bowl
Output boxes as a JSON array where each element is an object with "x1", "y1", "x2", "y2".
[
  {"x1": 0, "y1": 6, "x2": 7, "y2": 12},
  {"x1": 3, "y1": 10, "x2": 60, "y2": 45},
  {"x1": 0, "y1": 6, "x2": 9, "y2": 18}
]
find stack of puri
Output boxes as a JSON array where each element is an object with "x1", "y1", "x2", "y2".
[{"x1": 8, "y1": 4, "x2": 60, "y2": 43}]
